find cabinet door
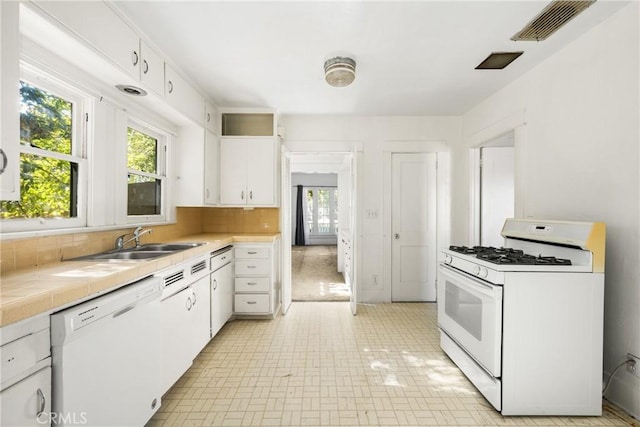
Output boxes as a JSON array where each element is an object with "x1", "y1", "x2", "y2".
[
  {"x1": 246, "y1": 138, "x2": 275, "y2": 205},
  {"x1": 0, "y1": 1, "x2": 20, "y2": 200},
  {"x1": 173, "y1": 126, "x2": 205, "y2": 206},
  {"x1": 0, "y1": 366, "x2": 51, "y2": 426},
  {"x1": 219, "y1": 138, "x2": 248, "y2": 205},
  {"x1": 36, "y1": 1, "x2": 140, "y2": 77},
  {"x1": 160, "y1": 286, "x2": 194, "y2": 392},
  {"x1": 165, "y1": 63, "x2": 204, "y2": 125},
  {"x1": 191, "y1": 276, "x2": 211, "y2": 356},
  {"x1": 204, "y1": 130, "x2": 219, "y2": 205},
  {"x1": 205, "y1": 101, "x2": 220, "y2": 134},
  {"x1": 140, "y1": 40, "x2": 164, "y2": 96},
  {"x1": 211, "y1": 263, "x2": 233, "y2": 337}
]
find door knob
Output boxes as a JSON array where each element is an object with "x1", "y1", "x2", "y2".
[{"x1": 394, "y1": 233, "x2": 400, "y2": 240}]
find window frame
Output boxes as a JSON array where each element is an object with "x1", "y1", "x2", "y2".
[
  {"x1": 0, "y1": 65, "x2": 88, "y2": 232},
  {"x1": 306, "y1": 186, "x2": 338, "y2": 236},
  {"x1": 125, "y1": 120, "x2": 168, "y2": 224}
]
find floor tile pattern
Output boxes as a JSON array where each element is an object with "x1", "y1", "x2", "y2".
[{"x1": 147, "y1": 302, "x2": 636, "y2": 426}]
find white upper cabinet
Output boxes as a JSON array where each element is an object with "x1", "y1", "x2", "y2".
[
  {"x1": 204, "y1": 129, "x2": 219, "y2": 205},
  {"x1": 0, "y1": 1, "x2": 20, "y2": 200},
  {"x1": 205, "y1": 101, "x2": 220, "y2": 135},
  {"x1": 35, "y1": 1, "x2": 140, "y2": 77},
  {"x1": 219, "y1": 137, "x2": 275, "y2": 206},
  {"x1": 139, "y1": 40, "x2": 164, "y2": 96},
  {"x1": 165, "y1": 64, "x2": 204, "y2": 126}
]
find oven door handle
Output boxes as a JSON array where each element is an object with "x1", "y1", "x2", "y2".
[{"x1": 440, "y1": 264, "x2": 500, "y2": 297}]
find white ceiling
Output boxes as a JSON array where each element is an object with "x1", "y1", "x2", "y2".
[{"x1": 113, "y1": 1, "x2": 629, "y2": 116}]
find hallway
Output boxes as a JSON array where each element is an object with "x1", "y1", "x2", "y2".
[{"x1": 291, "y1": 245, "x2": 349, "y2": 302}]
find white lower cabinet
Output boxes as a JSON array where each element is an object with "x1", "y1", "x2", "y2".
[
  {"x1": 157, "y1": 255, "x2": 211, "y2": 393},
  {"x1": 210, "y1": 262, "x2": 233, "y2": 337},
  {"x1": 233, "y1": 240, "x2": 280, "y2": 317},
  {"x1": 1, "y1": 366, "x2": 51, "y2": 426},
  {"x1": 0, "y1": 315, "x2": 51, "y2": 426}
]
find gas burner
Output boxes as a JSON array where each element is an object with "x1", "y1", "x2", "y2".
[{"x1": 450, "y1": 245, "x2": 572, "y2": 266}]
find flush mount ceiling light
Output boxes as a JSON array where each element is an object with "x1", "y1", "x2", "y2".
[
  {"x1": 115, "y1": 84, "x2": 147, "y2": 96},
  {"x1": 324, "y1": 57, "x2": 356, "y2": 87},
  {"x1": 475, "y1": 51, "x2": 524, "y2": 70}
]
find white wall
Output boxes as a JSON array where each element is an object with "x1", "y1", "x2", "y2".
[
  {"x1": 458, "y1": 4, "x2": 639, "y2": 417},
  {"x1": 281, "y1": 116, "x2": 461, "y2": 302}
]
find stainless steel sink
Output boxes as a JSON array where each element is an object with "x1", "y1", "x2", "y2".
[
  {"x1": 133, "y1": 242, "x2": 206, "y2": 252},
  {"x1": 66, "y1": 242, "x2": 206, "y2": 262},
  {"x1": 69, "y1": 250, "x2": 174, "y2": 261}
]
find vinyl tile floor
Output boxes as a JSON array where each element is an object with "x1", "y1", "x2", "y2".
[{"x1": 147, "y1": 302, "x2": 637, "y2": 427}]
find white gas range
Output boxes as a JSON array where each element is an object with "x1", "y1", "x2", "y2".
[{"x1": 437, "y1": 218, "x2": 606, "y2": 416}]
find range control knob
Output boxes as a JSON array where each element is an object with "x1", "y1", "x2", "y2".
[
  {"x1": 474, "y1": 265, "x2": 481, "y2": 276},
  {"x1": 478, "y1": 267, "x2": 489, "y2": 279},
  {"x1": 443, "y1": 254, "x2": 453, "y2": 265}
]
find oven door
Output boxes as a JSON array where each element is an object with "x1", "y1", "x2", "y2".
[{"x1": 437, "y1": 264, "x2": 503, "y2": 376}]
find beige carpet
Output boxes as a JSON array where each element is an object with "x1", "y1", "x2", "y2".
[{"x1": 291, "y1": 245, "x2": 349, "y2": 301}]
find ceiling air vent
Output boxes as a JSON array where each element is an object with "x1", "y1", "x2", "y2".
[
  {"x1": 475, "y1": 51, "x2": 524, "y2": 70},
  {"x1": 511, "y1": 1, "x2": 596, "y2": 41}
]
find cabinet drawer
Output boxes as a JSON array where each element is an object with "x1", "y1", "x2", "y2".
[
  {"x1": 0, "y1": 329, "x2": 49, "y2": 383},
  {"x1": 234, "y1": 247, "x2": 270, "y2": 259},
  {"x1": 235, "y1": 277, "x2": 270, "y2": 293},
  {"x1": 234, "y1": 294, "x2": 270, "y2": 313},
  {"x1": 235, "y1": 260, "x2": 270, "y2": 275}
]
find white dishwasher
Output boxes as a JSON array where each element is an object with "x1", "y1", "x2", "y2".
[{"x1": 50, "y1": 276, "x2": 163, "y2": 427}]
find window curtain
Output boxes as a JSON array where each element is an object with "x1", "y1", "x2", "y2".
[{"x1": 294, "y1": 185, "x2": 306, "y2": 245}]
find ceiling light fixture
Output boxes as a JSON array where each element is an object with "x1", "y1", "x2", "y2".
[
  {"x1": 115, "y1": 84, "x2": 147, "y2": 96},
  {"x1": 324, "y1": 57, "x2": 356, "y2": 87}
]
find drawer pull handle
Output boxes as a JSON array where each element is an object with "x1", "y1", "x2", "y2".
[
  {"x1": 213, "y1": 278, "x2": 218, "y2": 290},
  {"x1": 247, "y1": 265, "x2": 256, "y2": 269},
  {"x1": 248, "y1": 251, "x2": 257, "y2": 254},
  {"x1": 37, "y1": 388, "x2": 46, "y2": 417},
  {"x1": 247, "y1": 282, "x2": 257, "y2": 285},
  {"x1": 247, "y1": 301, "x2": 257, "y2": 305}
]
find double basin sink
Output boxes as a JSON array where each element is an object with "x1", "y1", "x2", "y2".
[{"x1": 68, "y1": 242, "x2": 206, "y2": 262}]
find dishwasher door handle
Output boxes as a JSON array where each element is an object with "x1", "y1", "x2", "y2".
[{"x1": 113, "y1": 303, "x2": 137, "y2": 318}]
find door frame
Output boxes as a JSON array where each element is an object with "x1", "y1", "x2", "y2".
[
  {"x1": 467, "y1": 111, "x2": 528, "y2": 246},
  {"x1": 382, "y1": 141, "x2": 450, "y2": 303},
  {"x1": 281, "y1": 140, "x2": 363, "y2": 315}
]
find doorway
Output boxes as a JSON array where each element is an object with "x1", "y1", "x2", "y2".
[
  {"x1": 471, "y1": 131, "x2": 515, "y2": 247},
  {"x1": 282, "y1": 153, "x2": 357, "y2": 309},
  {"x1": 291, "y1": 171, "x2": 348, "y2": 301}
]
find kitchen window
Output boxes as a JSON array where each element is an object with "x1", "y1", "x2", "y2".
[
  {"x1": 126, "y1": 125, "x2": 166, "y2": 219},
  {"x1": 0, "y1": 76, "x2": 87, "y2": 230}
]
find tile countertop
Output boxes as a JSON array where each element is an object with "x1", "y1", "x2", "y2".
[{"x1": 0, "y1": 233, "x2": 280, "y2": 327}]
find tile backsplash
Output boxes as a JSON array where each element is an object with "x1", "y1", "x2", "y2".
[{"x1": 0, "y1": 207, "x2": 279, "y2": 273}]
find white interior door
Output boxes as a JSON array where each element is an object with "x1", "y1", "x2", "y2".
[
  {"x1": 480, "y1": 146, "x2": 514, "y2": 247},
  {"x1": 281, "y1": 153, "x2": 292, "y2": 315},
  {"x1": 391, "y1": 153, "x2": 437, "y2": 302}
]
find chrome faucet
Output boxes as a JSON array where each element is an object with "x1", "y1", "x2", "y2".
[{"x1": 115, "y1": 226, "x2": 153, "y2": 250}]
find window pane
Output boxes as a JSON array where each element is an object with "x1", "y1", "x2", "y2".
[
  {"x1": 1, "y1": 153, "x2": 77, "y2": 219},
  {"x1": 306, "y1": 189, "x2": 314, "y2": 233},
  {"x1": 317, "y1": 189, "x2": 330, "y2": 233},
  {"x1": 127, "y1": 128, "x2": 157, "y2": 173},
  {"x1": 19, "y1": 81, "x2": 72, "y2": 155},
  {"x1": 128, "y1": 174, "x2": 161, "y2": 215}
]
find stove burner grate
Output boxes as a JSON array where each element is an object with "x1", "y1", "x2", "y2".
[{"x1": 449, "y1": 245, "x2": 572, "y2": 266}]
